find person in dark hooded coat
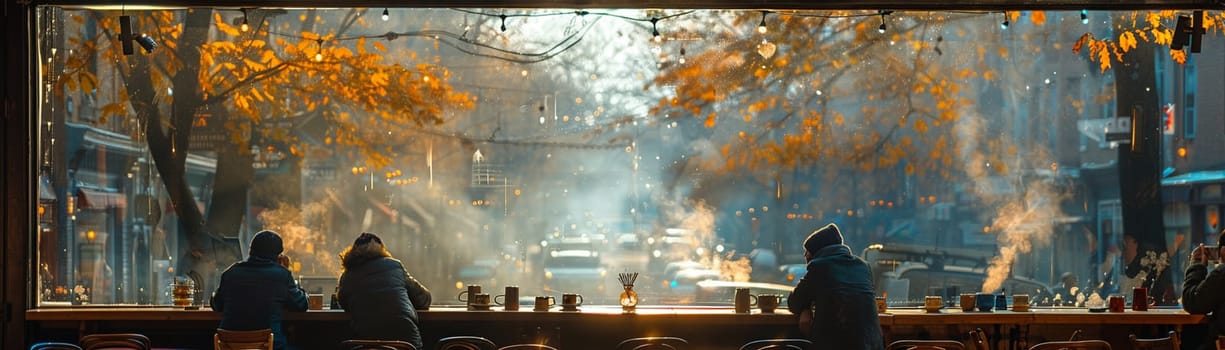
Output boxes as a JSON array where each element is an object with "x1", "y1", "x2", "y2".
[
  {"x1": 337, "y1": 232, "x2": 432, "y2": 349},
  {"x1": 212, "y1": 230, "x2": 309, "y2": 350},
  {"x1": 787, "y1": 223, "x2": 884, "y2": 350}
]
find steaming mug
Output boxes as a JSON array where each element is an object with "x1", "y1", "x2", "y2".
[
  {"x1": 458, "y1": 285, "x2": 481, "y2": 306},
  {"x1": 534, "y1": 296, "x2": 555, "y2": 312},
  {"x1": 734, "y1": 288, "x2": 757, "y2": 314},
  {"x1": 495, "y1": 286, "x2": 519, "y2": 311},
  {"x1": 1132, "y1": 287, "x2": 1156, "y2": 311},
  {"x1": 561, "y1": 293, "x2": 584, "y2": 310}
]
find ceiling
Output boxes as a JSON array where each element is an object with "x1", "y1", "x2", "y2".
[{"x1": 36, "y1": 0, "x2": 1225, "y2": 10}]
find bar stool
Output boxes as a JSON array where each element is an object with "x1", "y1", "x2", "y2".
[
  {"x1": 1026, "y1": 340, "x2": 1111, "y2": 350},
  {"x1": 1129, "y1": 330, "x2": 1179, "y2": 350},
  {"x1": 739, "y1": 339, "x2": 814, "y2": 350},
  {"x1": 29, "y1": 342, "x2": 83, "y2": 350},
  {"x1": 496, "y1": 345, "x2": 556, "y2": 350},
  {"x1": 341, "y1": 340, "x2": 417, "y2": 350},
  {"x1": 214, "y1": 329, "x2": 274, "y2": 350},
  {"x1": 437, "y1": 336, "x2": 497, "y2": 350},
  {"x1": 80, "y1": 333, "x2": 151, "y2": 350},
  {"x1": 616, "y1": 337, "x2": 688, "y2": 350},
  {"x1": 967, "y1": 329, "x2": 988, "y2": 350},
  {"x1": 886, "y1": 340, "x2": 966, "y2": 350}
]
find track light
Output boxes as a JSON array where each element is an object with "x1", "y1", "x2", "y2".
[
  {"x1": 1001, "y1": 12, "x2": 1009, "y2": 29},
  {"x1": 314, "y1": 39, "x2": 324, "y2": 62},
  {"x1": 240, "y1": 9, "x2": 249, "y2": 32},
  {"x1": 381, "y1": 8, "x2": 389, "y2": 21},
  {"x1": 1080, "y1": 10, "x2": 1088, "y2": 24},
  {"x1": 651, "y1": 17, "x2": 661, "y2": 42},
  {"x1": 118, "y1": 15, "x2": 156, "y2": 55},
  {"x1": 757, "y1": 11, "x2": 768, "y2": 34},
  {"x1": 877, "y1": 10, "x2": 888, "y2": 34}
]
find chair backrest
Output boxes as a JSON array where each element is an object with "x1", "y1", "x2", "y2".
[
  {"x1": 1068, "y1": 330, "x2": 1084, "y2": 341},
  {"x1": 1217, "y1": 336, "x2": 1225, "y2": 350},
  {"x1": 967, "y1": 329, "x2": 988, "y2": 350},
  {"x1": 341, "y1": 339, "x2": 417, "y2": 350},
  {"x1": 80, "y1": 333, "x2": 150, "y2": 350},
  {"x1": 496, "y1": 345, "x2": 557, "y2": 350},
  {"x1": 887, "y1": 340, "x2": 967, "y2": 350},
  {"x1": 616, "y1": 337, "x2": 688, "y2": 350},
  {"x1": 739, "y1": 339, "x2": 814, "y2": 350},
  {"x1": 214, "y1": 329, "x2": 274, "y2": 350},
  {"x1": 632, "y1": 344, "x2": 675, "y2": 350},
  {"x1": 437, "y1": 336, "x2": 498, "y2": 350},
  {"x1": 1129, "y1": 331, "x2": 1180, "y2": 350},
  {"x1": 30, "y1": 342, "x2": 83, "y2": 350},
  {"x1": 1026, "y1": 340, "x2": 1112, "y2": 350}
]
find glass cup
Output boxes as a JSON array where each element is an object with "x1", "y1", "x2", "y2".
[
  {"x1": 308, "y1": 294, "x2": 323, "y2": 310},
  {"x1": 1012, "y1": 294, "x2": 1030, "y2": 312},
  {"x1": 561, "y1": 293, "x2": 583, "y2": 311},
  {"x1": 1109, "y1": 295, "x2": 1126, "y2": 312},
  {"x1": 876, "y1": 296, "x2": 887, "y2": 313},
  {"x1": 1132, "y1": 287, "x2": 1154, "y2": 311}
]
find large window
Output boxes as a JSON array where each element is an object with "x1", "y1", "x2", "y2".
[{"x1": 33, "y1": 7, "x2": 1224, "y2": 307}]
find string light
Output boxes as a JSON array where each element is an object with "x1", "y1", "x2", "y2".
[
  {"x1": 314, "y1": 39, "x2": 323, "y2": 62},
  {"x1": 240, "y1": 8, "x2": 249, "y2": 32},
  {"x1": 1080, "y1": 10, "x2": 1089, "y2": 24},
  {"x1": 650, "y1": 17, "x2": 661, "y2": 42},
  {"x1": 1001, "y1": 11, "x2": 1009, "y2": 29},
  {"x1": 757, "y1": 11, "x2": 768, "y2": 34},
  {"x1": 382, "y1": 8, "x2": 390, "y2": 21},
  {"x1": 877, "y1": 10, "x2": 888, "y2": 33}
]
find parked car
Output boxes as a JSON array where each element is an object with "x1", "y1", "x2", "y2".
[
  {"x1": 542, "y1": 249, "x2": 609, "y2": 298},
  {"x1": 616, "y1": 233, "x2": 641, "y2": 249}
]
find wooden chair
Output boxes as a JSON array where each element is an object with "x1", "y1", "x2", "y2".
[
  {"x1": 886, "y1": 340, "x2": 966, "y2": 350},
  {"x1": 437, "y1": 336, "x2": 498, "y2": 350},
  {"x1": 739, "y1": 339, "x2": 814, "y2": 350},
  {"x1": 1026, "y1": 340, "x2": 1112, "y2": 350},
  {"x1": 214, "y1": 329, "x2": 274, "y2": 350},
  {"x1": 1068, "y1": 329, "x2": 1084, "y2": 341},
  {"x1": 967, "y1": 329, "x2": 988, "y2": 350},
  {"x1": 631, "y1": 344, "x2": 675, "y2": 350},
  {"x1": 30, "y1": 342, "x2": 83, "y2": 350},
  {"x1": 1129, "y1": 331, "x2": 1179, "y2": 350},
  {"x1": 341, "y1": 340, "x2": 417, "y2": 350},
  {"x1": 80, "y1": 333, "x2": 151, "y2": 350},
  {"x1": 616, "y1": 337, "x2": 688, "y2": 350},
  {"x1": 496, "y1": 345, "x2": 557, "y2": 350}
]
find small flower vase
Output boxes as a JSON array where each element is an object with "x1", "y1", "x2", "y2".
[{"x1": 620, "y1": 285, "x2": 639, "y2": 313}]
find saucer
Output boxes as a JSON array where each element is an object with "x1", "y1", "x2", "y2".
[
  {"x1": 560, "y1": 305, "x2": 580, "y2": 312},
  {"x1": 469, "y1": 304, "x2": 493, "y2": 311}
]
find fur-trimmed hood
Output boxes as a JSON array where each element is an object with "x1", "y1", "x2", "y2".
[{"x1": 340, "y1": 241, "x2": 392, "y2": 270}]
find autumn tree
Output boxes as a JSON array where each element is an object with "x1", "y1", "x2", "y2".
[{"x1": 55, "y1": 8, "x2": 473, "y2": 296}]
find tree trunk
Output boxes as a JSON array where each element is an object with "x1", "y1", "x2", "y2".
[{"x1": 1113, "y1": 40, "x2": 1171, "y2": 304}]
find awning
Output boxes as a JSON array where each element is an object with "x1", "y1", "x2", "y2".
[
  {"x1": 76, "y1": 188, "x2": 126, "y2": 209},
  {"x1": 1162, "y1": 170, "x2": 1225, "y2": 186}
]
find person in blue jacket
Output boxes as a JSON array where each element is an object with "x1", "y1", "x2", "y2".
[
  {"x1": 212, "y1": 230, "x2": 309, "y2": 350},
  {"x1": 787, "y1": 223, "x2": 884, "y2": 350},
  {"x1": 337, "y1": 232, "x2": 432, "y2": 349}
]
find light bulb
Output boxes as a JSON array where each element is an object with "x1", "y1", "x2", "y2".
[
  {"x1": 240, "y1": 21, "x2": 249, "y2": 32},
  {"x1": 878, "y1": 23, "x2": 886, "y2": 34},
  {"x1": 679, "y1": 56, "x2": 686, "y2": 64},
  {"x1": 1080, "y1": 10, "x2": 1089, "y2": 24},
  {"x1": 1001, "y1": 20, "x2": 1009, "y2": 29},
  {"x1": 381, "y1": 8, "x2": 389, "y2": 21},
  {"x1": 758, "y1": 24, "x2": 767, "y2": 34},
  {"x1": 314, "y1": 52, "x2": 323, "y2": 62}
]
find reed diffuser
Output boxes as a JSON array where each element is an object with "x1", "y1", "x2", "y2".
[{"x1": 618, "y1": 272, "x2": 639, "y2": 313}]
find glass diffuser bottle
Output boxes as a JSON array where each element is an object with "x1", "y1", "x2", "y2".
[{"x1": 618, "y1": 272, "x2": 639, "y2": 313}]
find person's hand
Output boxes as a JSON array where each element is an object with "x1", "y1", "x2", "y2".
[
  {"x1": 1191, "y1": 244, "x2": 1206, "y2": 265},
  {"x1": 277, "y1": 254, "x2": 292, "y2": 269},
  {"x1": 797, "y1": 309, "x2": 813, "y2": 336}
]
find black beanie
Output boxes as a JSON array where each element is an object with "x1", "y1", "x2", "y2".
[
  {"x1": 803, "y1": 223, "x2": 844, "y2": 254},
  {"x1": 354, "y1": 232, "x2": 383, "y2": 246},
  {"x1": 249, "y1": 230, "x2": 284, "y2": 259}
]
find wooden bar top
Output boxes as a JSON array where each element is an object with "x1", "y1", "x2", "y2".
[{"x1": 26, "y1": 306, "x2": 1204, "y2": 326}]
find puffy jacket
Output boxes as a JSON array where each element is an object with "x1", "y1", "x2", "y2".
[
  {"x1": 1183, "y1": 262, "x2": 1225, "y2": 349},
  {"x1": 338, "y1": 252, "x2": 432, "y2": 349},
  {"x1": 212, "y1": 257, "x2": 309, "y2": 350},
  {"x1": 787, "y1": 244, "x2": 884, "y2": 350}
]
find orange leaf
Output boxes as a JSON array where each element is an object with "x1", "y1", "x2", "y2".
[
  {"x1": 1030, "y1": 11, "x2": 1047, "y2": 26},
  {"x1": 1170, "y1": 49, "x2": 1187, "y2": 65},
  {"x1": 704, "y1": 112, "x2": 717, "y2": 128},
  {"x1": 1073, "y1": 33, "x2": 1091, "y2": 54}
]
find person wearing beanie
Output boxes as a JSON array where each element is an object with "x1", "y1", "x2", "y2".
[
  {"x1": 337, "y1": 232, "x2": 432, "y2": 349},
  {"x1": 212, "y1": 230, "x2": 309, "y2": 350},
  {"x1": 787, "y1": 223, "x2": 884, "y2": 350}
]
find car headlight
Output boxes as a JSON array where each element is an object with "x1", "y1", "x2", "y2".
[
  {"x1": 715, "y1": 244, "x2": 725, "y2": 253},
  {"x1": 599, "y1": 269, "x2": 607, "y2": 277},
  {"x1": 647, "y1": 237, "x2": 656, "y2": 245},
  {"x1": 652, "y1": 250, "x2": 662, "y2": 258},
  {"x1": 545, "y1": 271, "x2": 553, "y2": 279}
]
